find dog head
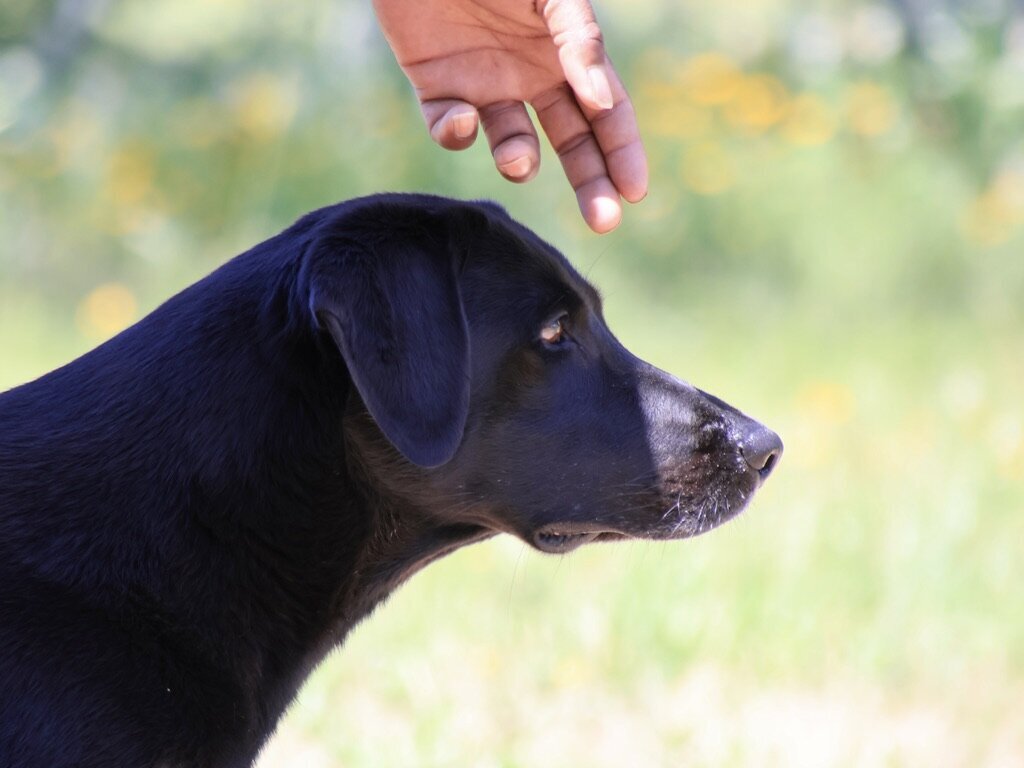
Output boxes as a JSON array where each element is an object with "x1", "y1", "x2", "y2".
[{"x1": 302, "y1": 195, "x2": 781, "y2": 553}]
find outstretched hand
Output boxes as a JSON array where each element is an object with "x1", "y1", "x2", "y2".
[{"x1": 373, "y1": 0, "x2": 648, "y2": 233}]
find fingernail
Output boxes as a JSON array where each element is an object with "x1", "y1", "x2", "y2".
[
  {"x1": 498, "y1": 155, "x2": 534, "y2": 180},
  {"x1": 587, "y1": 66, "x2": 614, "y2": 110},
  {"x1": 592, "y1": 195, "x2": 621, "y2": 233},
  {"x1": 579, "y1": 191, "x2": 622, "y2": 234},
  {"x1": 452, "y1": 112, "x2": 475, "y2": 139}
]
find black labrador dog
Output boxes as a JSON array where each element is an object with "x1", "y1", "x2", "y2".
[{"x1": 0, "y1": 194, "x2": 781, "y2": 767}]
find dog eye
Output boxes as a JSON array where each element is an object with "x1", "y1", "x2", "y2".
[{"x1": 540, "y1": 315, "x2": 568, "y2": 345}]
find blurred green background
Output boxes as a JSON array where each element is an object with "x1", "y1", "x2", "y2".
[{"x1": 2, "y1": 0, "x2": 1022, "y2": 765}]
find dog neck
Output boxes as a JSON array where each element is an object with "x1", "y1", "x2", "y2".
[
  {"x1": 340, "y1": 504, "x2": 495, "y2": 629},
  {"x1": 333, "y1": 408, "x2": 498, "y2": 631}
]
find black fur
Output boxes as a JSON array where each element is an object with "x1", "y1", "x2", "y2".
[{"x1": 0, "y1": 194, "x2": 780, "y2": 767}]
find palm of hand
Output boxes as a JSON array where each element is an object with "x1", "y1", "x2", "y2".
[{"x1": 377, "y1": 0, "x2": 566, "y2": 105}]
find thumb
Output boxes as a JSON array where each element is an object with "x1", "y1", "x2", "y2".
[{"x1": 537, "y1": 0, "x2": 614, "y2": 111}]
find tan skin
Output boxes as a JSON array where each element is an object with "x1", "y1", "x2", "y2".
[{"x1": 373, "y1": 0, "x2": 648, "y2": 233}]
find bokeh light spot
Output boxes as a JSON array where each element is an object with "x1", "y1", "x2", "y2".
[
  {"x1": 681, "y1": 140, "x2": 735, "y2": 196},
  {"x1": 803, "y1": 381, "x2": 856, "y2": 425},
  {"x1": 677, "y1": 53, "x2": 743, "y2": 106},
  {"x1": 231, "y1": 73, "x2": 299, "y2": 142},
  {"x1": 846, "y1": 81, "x2": 898, "y2": 137},
  {"x1": 724, "y1": 74, "x2": 790, "y2": 133},
  {"x1": 780, "y1": 94, "x2": 837, "y2": 146},
  {"x1": 106, "y1": 144, "x2": 156, "y2": 206},
  {"x1": 76, "y1": 283, "x2": 138, "y2": 340},
  {"x1": 959, "y1": 167, "x2": 1024, "y2": 247},
  {"x1": 646, "y1": 94, "x2": 713, "y2": 139}
]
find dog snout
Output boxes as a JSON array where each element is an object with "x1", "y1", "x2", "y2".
[
  {"x1": 739, "y1": 424, "x2": 783, "y2": 479},
  {"x1": 694, "y1": 388, "x2": 782, "y2": 481}
]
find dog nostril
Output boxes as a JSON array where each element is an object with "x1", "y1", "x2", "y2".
[
  {"x1": 759, "y1": 451, "x2": 779, "y2": 478},
  {"x1": 741, "y1": 428, "x2": 783, "y2": 479}
]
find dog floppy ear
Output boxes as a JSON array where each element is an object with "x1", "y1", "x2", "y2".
[{"x1": 304, "y1": 203, "x2": 469, "y2": 468}]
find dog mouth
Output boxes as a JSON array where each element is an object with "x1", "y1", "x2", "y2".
[
  {"x1": 525, "y1": 455, "x2": 773, "y2": 555},
  {"x1": 529, "y1": 475, "x2": 761, "y2": 554},
  {"x1": 531, "y1": 523, "x2": 628, "y2": 554}
]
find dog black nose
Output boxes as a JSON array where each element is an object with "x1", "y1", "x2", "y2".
[{"x1": 740, "y1": 426, "x2": 783, "y2": 479}]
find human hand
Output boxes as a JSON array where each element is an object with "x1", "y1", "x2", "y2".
[{"x1": 372, "y1": 0, "x2": 648, "y2": 234}]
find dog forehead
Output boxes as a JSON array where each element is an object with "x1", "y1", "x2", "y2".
[{"x1": 458, "y1": 205, "x2": 600, "y2": 313}]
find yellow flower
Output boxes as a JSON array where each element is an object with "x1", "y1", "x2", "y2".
[
  {"x1": 724, "y1": 74, "x2": 789, "y2": 133},
  {"x1": 681, "y1": 140, "x2": 735, "y2": 196},
  {"x1": 960, "y1": 189, "x2": 1019, "y2": 247},
  {"x1": 960, "y1": 169, "x2": 1024, "y2": 247},
  {"x1": 106, "y1": 143, "x2": 155, "y2": 206},
  {"x1": 646, "y1": 97, "x2": 713, "y2": 139},
  {"x1": 779, "y1": 94, "x2": 836, "y2": 146},
  {"x1": 802, "y1": 381, "x2": 856, "y2": 426},
  {"x1": 676, "y1": 53, "x2": 743, "y2": 106},
  {"x1": 846, "y1": 81, "x2": 898, "y2": 137},
  {"x1": 77, "y1": 283, "x2": 138, "y2": 340},
  {"x1": 991, "y1": 168, "x2": 1024, "y2": 210},
  {"x1": 231, "y1": 72, "x2": 299, "y2": 142}
]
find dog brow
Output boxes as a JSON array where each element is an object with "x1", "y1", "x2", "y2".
[{"x1": 581, "y1": 282, "x2": 603, "y2": 312}]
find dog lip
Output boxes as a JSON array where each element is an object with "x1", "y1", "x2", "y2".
[
  {"x1": 531, "y1": 523, "x2": 628, "y2": 553},
  {"x1": 533, "y1": 530, "x2": 598, "y2": 553}
]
